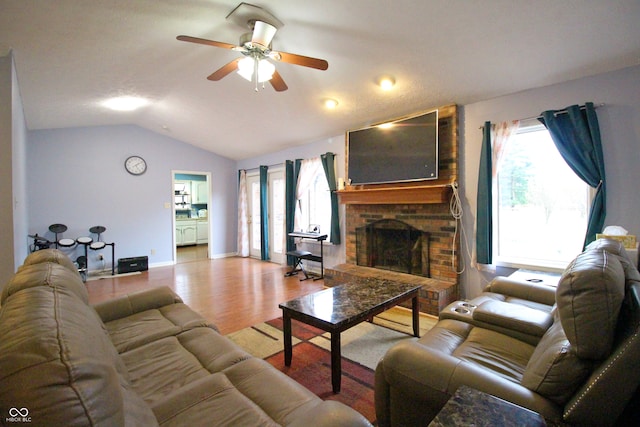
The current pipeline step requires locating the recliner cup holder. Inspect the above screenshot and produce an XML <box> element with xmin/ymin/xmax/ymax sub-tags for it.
<box><xmin>453</xmin><ymin>307</ymin><xmax>470</xmax><ymax>314</ymax></box>
<box><xmin>460</xmin><ymin>302</ymin><xmax>476</xmax><ymax>308</ymax></box>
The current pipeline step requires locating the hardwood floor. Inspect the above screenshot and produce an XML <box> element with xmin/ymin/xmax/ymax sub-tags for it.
<box><xmin>176</xmin><ymin>244</ymin><xmax>209</xmax><ymax>263</ymax></box>
<box><xmin>86</xmin><ymin>256</ymin><xmax>325</xmax><ymax>334</ymax></box>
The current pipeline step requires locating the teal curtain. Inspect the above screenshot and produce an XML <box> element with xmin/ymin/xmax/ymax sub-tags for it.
<box><xmin>259</xmin><ymin>165</ymin><xmax>269</xmax><ymax>261</ymax></box>
<box><xmin>476</xmin><ymin>122</ymin><xmax>493</xmax><ymax>264</ymax></box>
<box><xmin>539</xmin><ymin>102</ymin><xmax>605</xmax><ymax>247</ymax></box>
<box><xmin>285</xmin><ymin>160</ymin><xmax>296</xmax><ymax>265</ymax></box>
<box><xmin>320</xmin><ymin>152</ymin><xmax>341</xmax><ymax>244</ymax></box>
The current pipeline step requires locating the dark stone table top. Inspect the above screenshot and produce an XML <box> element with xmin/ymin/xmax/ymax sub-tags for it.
<box><xmin>428</xmin><ymin>385</ymin><xmax>547</xmax><ymax>426</ymax></box>
<box><xmin>279</xmin><ymin>280</ymin><xmax>421</xmax><ymax>329</ymax></box>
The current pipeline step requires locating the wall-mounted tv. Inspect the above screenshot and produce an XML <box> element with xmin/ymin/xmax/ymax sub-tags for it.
<box><xmin>347</xmin><ymin>109</ymin><xmax>438</xmax><ymax>185</ymax></box>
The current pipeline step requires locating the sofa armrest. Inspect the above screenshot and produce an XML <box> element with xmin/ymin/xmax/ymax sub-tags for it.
<box><xmin>92</xmin><ymin>286</ymin><xmax>183</xmax><ymax>323</ymax></box>
<box><xmin>473</xmin><ymin>300</ymin><xmax>554</xmax><ymax>338</ymax></box>
<box><xmin>485</xmin><ymin>276</ymin><xmax>557</xmax><ymax>306</ymax></box>
<box><xmin>377</xmin><ymin>339</ymin><xmax>562</xmax><ymax>423</ymax></box>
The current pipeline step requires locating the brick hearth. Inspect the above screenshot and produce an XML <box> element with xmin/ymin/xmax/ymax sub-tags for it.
<box><xmin>324</xmin><ymin>264</ymin><xmax>458</xmax><ymax>316</ymax></box>
<box><xmin>327</xmin><ymin>203</ymin><xmax>460</xmax><ymax>316</ymax></box>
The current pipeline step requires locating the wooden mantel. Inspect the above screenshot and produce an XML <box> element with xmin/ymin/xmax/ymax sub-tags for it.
<box><xmin>337</xmin><ymin>184</ymin><xmax>452</xmax><ymax>205</ymax></box>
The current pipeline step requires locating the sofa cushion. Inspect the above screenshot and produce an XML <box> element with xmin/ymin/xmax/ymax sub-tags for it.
<box><xmin>451</xmin><ymin>326</ymin><xmax>534</xmax><ymax>383</ymax></box>
<box><xmin>556</xmin><ymin>250</ymin><xmax>625</xmax><ymax>360</ymax></box>
<box><xmin>0</xmin><ymin>285</ymin><xmax>157</xmax><ymax>426</ymax></box>
<box><xmin>151</xmin><ymin>371</ymin><xmax>281</xmax><ymax>427</ymax></box>
<box><xmin>1</xmin><ymin>262</ymin><xmax>88</xmax><ymax>305</ymax></box>
<box><xmin>120</xmin><ymin>327</ymin><xmax>251</xmax><ymax>404</ymax></box>
<box><xmin>151</xmin><ymin>357</ymin><xmax>328</xmax><ymax>427</ymax></box>
<box><xmin>104</xmin><ymin>304</ymin><xmax>209</xmax><ymax>353</ymax></box>
<box><xmin>521</xmin><ymin>317</ymin><xmax>592</xmax><ymax>404</ymax></box>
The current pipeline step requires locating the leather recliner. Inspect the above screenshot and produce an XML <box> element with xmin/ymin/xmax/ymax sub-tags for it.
<box><xmin>375</xmin><ymin>239</ymin><xmax>640</xmax><ymax>426</ymax></box>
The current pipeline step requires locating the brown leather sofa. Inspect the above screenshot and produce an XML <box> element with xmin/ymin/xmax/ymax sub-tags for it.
<box><xmin>0</xmin><ymin>249</ymin><xmax>371</xmax><ymax>427</ymax></box>
<box><xmin>375</xmin><ymin>239</ymin><xmax>640</xmax><ymax>426</ymax></box>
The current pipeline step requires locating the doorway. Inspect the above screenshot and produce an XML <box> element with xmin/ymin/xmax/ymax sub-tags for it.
<box><xmin>246</xmin><ymin>168</ymin><xmax>285</xmax><ymax>264</ymax></box>
<box><xmin>172</xmin><ymin>171</ymin><xmax>211</xmax><ymax>263</ymax></box>
<box><xmin>269</xmin><ymin>169</ymin><xmax>285</xmax><ymax>264</ymax></box>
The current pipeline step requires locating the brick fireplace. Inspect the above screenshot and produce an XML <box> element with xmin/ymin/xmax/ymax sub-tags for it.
<box><xmin>326</xmin><ymin>202</ymin><xmax>459</xmax><ymax>315</ymax></box>
<box><xmin>326</xmin><ymin>104</ymin><xmax>460</xmax><ymax>316</ymax></box>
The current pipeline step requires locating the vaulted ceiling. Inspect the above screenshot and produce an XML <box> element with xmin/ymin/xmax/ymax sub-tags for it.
<box><xmin>1</xmin><ymin>0</ymin><xmax>639</xmax><ymax>160</ymax></box>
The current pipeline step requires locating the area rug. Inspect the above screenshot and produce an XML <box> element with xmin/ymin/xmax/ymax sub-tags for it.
<box><xmin>227</xmin><ymin>308</ymin><xmax>436</xmax><ymax>423</ymax></box>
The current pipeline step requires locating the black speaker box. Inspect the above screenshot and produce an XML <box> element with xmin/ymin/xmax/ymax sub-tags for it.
<box><xmin>118</xmin><ymin>256</ymin><xmax>148</xmax><ymax>274</ymax></box>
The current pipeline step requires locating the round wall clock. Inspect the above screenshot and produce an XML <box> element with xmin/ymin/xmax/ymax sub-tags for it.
<box><xmin>124</xmin><ymin>155</ymin><xmax>147</xmax><ymax>175</ymax></box>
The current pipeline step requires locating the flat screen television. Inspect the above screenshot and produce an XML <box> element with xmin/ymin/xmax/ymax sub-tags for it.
<box><xmin>347</xmin><ymin>109</ymin><xmax>438</xmax><ymax>185</ymax></box>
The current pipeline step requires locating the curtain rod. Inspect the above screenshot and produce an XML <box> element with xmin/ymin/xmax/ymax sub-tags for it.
<box><xmin>479</xmin><ymin>103</ymin><xmax>604</xmax><ymax>129</ymax></box>
<box><xmin>241</xmin><ymin>152</ymin><xmax>336</xmax><ymax>171</ymax></box>
<box><xmin>242</xmin><ymin>163</ymin><xmax>286</xmax><ymax>172</ymax></box>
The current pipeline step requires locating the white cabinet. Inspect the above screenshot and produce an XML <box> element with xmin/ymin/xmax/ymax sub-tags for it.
<box><xmin>176</xmin><ymin>220</ymin><xmax>197</xmax><ymax>246</ymax></box>
<box><xmin>197</xmin><ymin>220</ymin><xmax>208</xmax><ymax>244</ymax></box>
<box><xmin>191</xmin><ymin>181</ymin><xmax>208</xmax><ymax>204</ymax></box>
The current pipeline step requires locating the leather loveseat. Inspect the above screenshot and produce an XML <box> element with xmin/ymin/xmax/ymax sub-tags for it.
<box><xmin>0</xmin><ymin>249</ymin><xmax>371</xmax><ymax>427</ymax></box>
<box><xmin>375</xmin><ymin>239</ymin><xmax>640</xmax><ymax>426</ymax></box>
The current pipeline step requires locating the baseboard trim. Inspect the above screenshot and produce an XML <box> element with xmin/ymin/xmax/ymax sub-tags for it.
<box><xmin>212</xmin><ymin>252</ymin><xmax>237</xmax><ymax>259</ymax></box>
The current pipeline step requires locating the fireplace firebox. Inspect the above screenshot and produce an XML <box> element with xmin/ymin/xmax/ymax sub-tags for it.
<box><xmin>356</xmin><ymin>219</ymin><xmax>430</xmax><ymax>277</ymax></box>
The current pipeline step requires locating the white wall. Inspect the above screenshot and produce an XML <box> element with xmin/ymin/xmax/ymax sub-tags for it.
<box><xmin>461</xmin><ymin>65</ymin><xmax>640</xmax><ymax>298</ymax></box>
<box><xmin>11</xmin><ymin>52</ymin><xmax>29</xmax><ymax>270</ymax></box>
<box><xmin>0</xmin><ymin>53</ymin><xmax>13</xmax><ymax>286</ymax></box>
<box><xmin>237</xmin><ymin>135</ymin><xmax>347</xmax><ymax>269</ymax></box>
<box><xmin>27</xmin><ymin>125</ymin><xmax>237</xmax><ymax>269</ymax></box>
<box><xmin>0</xmin><ymin>51</ymin><xmax>28</xmax><ymax>290</ymax></box>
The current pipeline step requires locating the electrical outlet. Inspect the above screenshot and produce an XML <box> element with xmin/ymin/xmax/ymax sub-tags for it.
<box><xmin>151</xmin><ymin>249</ymin><xmax>156</xmax><ymax>255</ymax></box>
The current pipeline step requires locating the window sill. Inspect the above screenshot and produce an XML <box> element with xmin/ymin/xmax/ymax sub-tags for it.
<box><xmin>494</xmin><ymin>258</ymin><xmax>566</xmax><ymax>274</ymax></box>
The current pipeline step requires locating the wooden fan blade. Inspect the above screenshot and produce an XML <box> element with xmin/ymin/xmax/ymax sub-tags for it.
<box><xmin>275</xmin><ymin>51</ymin><xmax>328</xmax><ymax>70</ymax></box>
<box><xmin>207</xmin><ymin>58</ymin><xmax>241</xmax><ymax>81</ymax></box>
<box><xmin>269</xmin><ymin>70</ymin><xmax>288</xmax><ymax>92</ymax></box>
<box><xmin>177</xmin><ymin>35</ymin><xmax>236</xmax><ymax>50</ymax></box>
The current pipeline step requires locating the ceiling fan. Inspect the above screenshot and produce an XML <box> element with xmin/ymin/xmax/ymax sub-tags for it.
<box><xmin>177</xmin><ymin>3</ymin><xmax>328</xmax><ymax>92</ymax></box>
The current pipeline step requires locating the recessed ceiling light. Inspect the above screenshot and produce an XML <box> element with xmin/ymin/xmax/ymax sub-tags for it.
<box><xmin>101</xmin><ymin>96</ymin><xmax>149</xmax><ymax>111</ymax></box>
<box><xmin>323</xmin><ymin>98</ymin><xmax>339</xmax><ymax>109</ymax></box>
<box><xmin>376</xmin><ymin>75</ymin><xmax>396</xmax><ymax>90</ymax></box>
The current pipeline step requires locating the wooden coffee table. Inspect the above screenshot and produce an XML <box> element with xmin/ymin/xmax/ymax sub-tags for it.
<box><xmin>279</xmin><ymin>281</ymin><xmax>421</xmax><ymax>393</ymax></box>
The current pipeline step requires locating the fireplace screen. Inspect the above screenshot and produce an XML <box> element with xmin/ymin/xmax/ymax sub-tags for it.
<box><xmin>356</xmin><ymin>219</ymin><xmax>430</xmax><ymax>277</ymax></box>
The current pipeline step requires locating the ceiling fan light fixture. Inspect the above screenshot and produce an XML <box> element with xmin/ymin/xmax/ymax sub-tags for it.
<box><xmin>237</xmin><ymin>56</ymin><xmax>275</xmax><ymax>83</ymax></box>
<box><xmin>237</xmin><ymin>56</ymin><xmax>255</xmax><ymax>81</ymax></box>
<box><xmin>257</xmin><ymin>59</ymin><xmax>275</xmax><ymax>82</ymax></box>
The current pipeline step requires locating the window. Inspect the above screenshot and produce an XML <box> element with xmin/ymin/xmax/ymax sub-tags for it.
<box><xmin>297</xmin><ymin>170</ymin><xmax>332</xmax><ymax>241</ymax></box>
<box><xmin>495</xmin><ymin>124</ymin><xmax>591</xmax><ymax>270</ymax></box>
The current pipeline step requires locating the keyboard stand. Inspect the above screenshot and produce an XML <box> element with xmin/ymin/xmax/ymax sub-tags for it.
<box><xmin>285</xmin><ymin>232</ymin><xmax>327</xmax><ymax>281</ymax></box>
